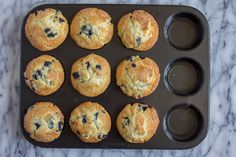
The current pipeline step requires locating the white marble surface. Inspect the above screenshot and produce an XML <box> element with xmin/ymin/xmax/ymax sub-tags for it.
<box><xmin>0</xmin><ymin>0</ymin><xmax>236</xmax><ymax>156</ymax></box>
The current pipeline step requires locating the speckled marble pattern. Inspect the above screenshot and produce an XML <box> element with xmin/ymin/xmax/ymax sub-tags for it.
<box><xmin>0</xmin><ymin>0</ymin><xmax>236</xmax><ymax>156</ymax></box>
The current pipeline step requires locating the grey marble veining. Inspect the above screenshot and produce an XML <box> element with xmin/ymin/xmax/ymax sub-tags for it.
<box><xmin>0</xmin><ymin>0</ymin><xmax>236</xmax><ymax>156</ymax></box>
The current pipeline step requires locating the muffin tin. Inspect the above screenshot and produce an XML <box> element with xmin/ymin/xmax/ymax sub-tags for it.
<box><xmin>20</xmin><ymin>4</ymin><xmax>209</xmax><ymax>149</ymax></box>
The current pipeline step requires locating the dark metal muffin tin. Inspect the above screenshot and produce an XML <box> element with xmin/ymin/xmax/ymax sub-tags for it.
<box><xmin>20</xmin><ymin>4</ymin><xmax>209</xmax><ymax>149</ymax></box>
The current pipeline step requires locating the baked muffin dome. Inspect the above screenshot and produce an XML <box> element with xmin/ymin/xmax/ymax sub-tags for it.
<box><xmin>24</xmin><ymin>102</ymin><xmax>64</xmax><ymax>142</ymax></box>
<box><xmin>24</xmin><ymin>55</ymin><xmax>64</xmax><ymax>96</ymax></box>
<box><xmin>25</xmin><ymin>8</ymin><xmax>69</xmax><ymax>51</ymax></box>
<box><xmin>116</xmin><ymin>103</ymin><xmax>159</xmax><ymax>143</ymax></box>
<box><xmin>118</xmin><ymin>10</ymin><xmax>159</xmax><ymax>51</ymax></box>
<box><xmin>69</xmin><ymin>101</ymin><xmax>111</xmax><ymax>143</ymax></box>
<box><xmin>70</xmin><ymin>8</ymin><xmax>113</xmax><ymax>50</ymax></box>
<box><xmin>116</xmin><ymin>55</ymin><xmax>160</xmax><ymax>99</ymax></box>
<box><xmin>71</xmin><ymin>53</ymin><xmax>111</xmax><ymax>97</ymax></box>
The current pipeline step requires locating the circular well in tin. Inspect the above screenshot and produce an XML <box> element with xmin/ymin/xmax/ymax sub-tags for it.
<box><xmin>165</xmin><ymin>58</ymin><xmax>203</xmax><ymax>96</ymax></box>
<box><xmin>164</xmin><ymin>104</ymin><xmax>203</xmax><ymax>142</ymax></box>
<box><xmin>165</xmin><ymin>13</ymin><xmax>203</xmax><ymax>50</ymax></box>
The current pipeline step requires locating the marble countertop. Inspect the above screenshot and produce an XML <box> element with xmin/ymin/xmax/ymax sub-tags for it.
<box><xmin>0</xmin><ymin>0</ymin><xmax>236</xmax><ymax>156</ymax></box>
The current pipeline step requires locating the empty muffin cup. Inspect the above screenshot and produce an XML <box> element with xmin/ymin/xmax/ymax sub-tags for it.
<box><xmin>165</xmin><ymin>13</ymin><xmax>203</xmax><ymax>50</ymax></box>
<box><xmin>165</xmin><ymin>58</ymin><xmax>203</xmax><ymax>96</ymax></box>
<box><xmin>164</xmin><ymin>104</ymin><xmax>203</xmax><ymax>142</ymax></box>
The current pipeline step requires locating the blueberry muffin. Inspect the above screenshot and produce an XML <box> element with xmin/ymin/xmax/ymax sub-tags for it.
<box><xmin>69</xmin><ymin>101</ymin><xmax>111</xmax><ymax>143</ymax></box>
<box><xmin>24</xmin><ymin>55</ymin><xmax>64</xmax><ymax>96</ymax></box>
<box><xmin>71</xmin><ymin>53</ymin><xmax>111</xmax><ymax>97</ymax></box>
<box><xmin>118</xmin><ymin>10</ymin><xmax>159</xmax><ymax>51</ymax></box>
<box><xmin>70</xmin><ymin>8</ymin><xmax>113</xmax><ymax>50</ymax></box>
<box><xmin>25</xmin><ymin>8</ymin><xmax>69</xmax><ymax>51</ymax></box>
<box><xmin>116</xmin><ymin>103</ymin><xmax>159</xmax><ymax>143</ymax></box>
<box><xmin>24</xmin><ymin>102</ymin><xmax>64</xmax><ymax>142</ymax></box>
<box><xmin>116</xmin><ymin>55</ymin><xmax>160</xmax><ymax>99</ymax></box>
